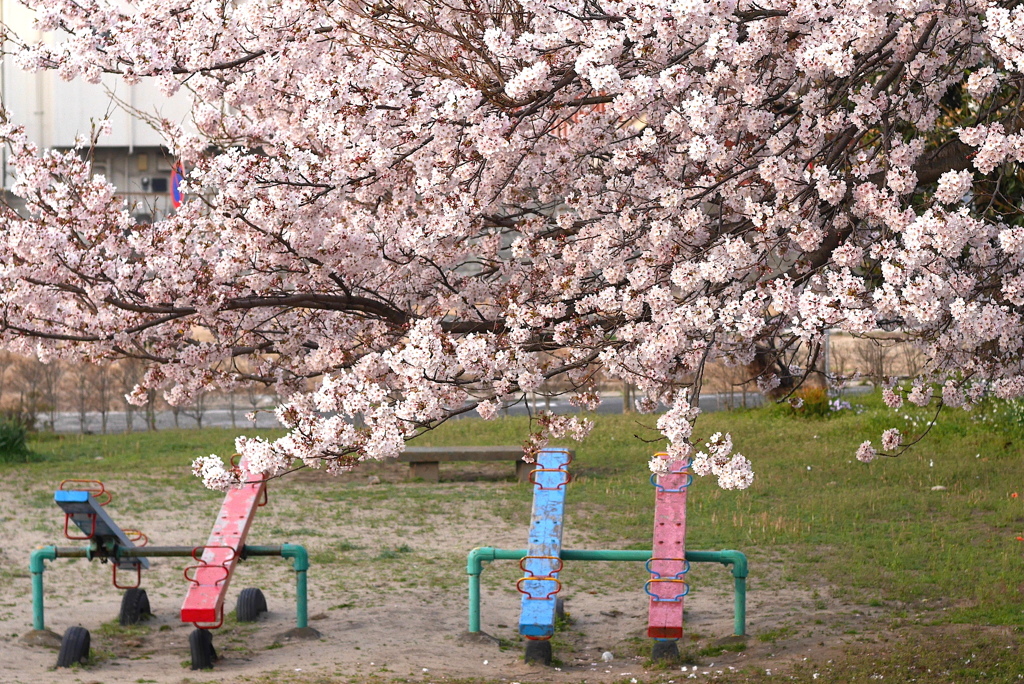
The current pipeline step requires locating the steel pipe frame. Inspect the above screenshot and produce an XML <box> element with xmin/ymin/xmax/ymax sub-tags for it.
<box><xmin>466</xmin><ymin>547</ymin><xmax>748</xmax><ymax>636</ymax></box>
<box><xmin>30</xmin><ymin>543</ymin><xmax>309</xmax><ymax>631</ymax></box>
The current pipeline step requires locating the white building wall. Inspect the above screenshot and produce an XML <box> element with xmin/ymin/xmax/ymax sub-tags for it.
<box><xmin>1</xmin><ymin>0</ymin><xmax>194</xmax><ymax>219</ymax></box>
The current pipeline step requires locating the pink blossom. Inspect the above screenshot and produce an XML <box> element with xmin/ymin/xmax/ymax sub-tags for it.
<box><xmin>934</xmin><ymin>170</ymin><xmax>973</xmax><ymax>205</ymax></box>
<box><xmin>881</xmin><ymin>428</ymin><xmax>902</xmax><ymax>452</ymax></box>
<box><xmin>882</xmin><ymin>388</ymin><xmax>904</xmax><ymax>410</ymax></box>
<box><xmin>857</xmin><ymin>441</ymin><xmax>877</xmax><ymax>463</ymax></box>
<box><xmin>0</xmin><ymin>0</ymin><xmax>1022</xmax><ymax>490</ymax></box>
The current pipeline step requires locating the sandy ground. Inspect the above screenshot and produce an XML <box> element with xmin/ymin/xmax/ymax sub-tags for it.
<box><xmin>0</xmin><ymin>462</ymin><xmax>886</xmax><ymax>683</ymax></box>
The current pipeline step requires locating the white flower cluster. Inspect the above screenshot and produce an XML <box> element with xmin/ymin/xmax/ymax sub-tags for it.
<box><xmin>648</xmin><ymin>454</ymin><xmax>671</xmax><ymax>474</ymax></box>
<box><xmin>504</xmin><ymin>61</ymin><xmax>550</xmax><ymax>101</ymax></box>
<box><xmin>8</xmin><ymin>0</ymin><xmax>1024</xmax><ymax>491</ymax></box>
<box><xmin>191</xmin><ymin>455</ymin><xmax>240</xmax><ymax>491</ymax></box>
<box><xmin>881</xmin><ymin>428</ymin><xmax>902</xmax><ymax>452</ymax></box>
<box><xmin>689</xmin><ymin>432</ymin><xmax>754</xmax><ymax>490</ymax></box>
<box><xmin>934</xmin><ymin>170</ymin><xmax>973</xmax><ymax>205</ymax></box>
<box><xmin>856</xmin><ymin>441</ymin><xmax>877</xmax><ymax>463</ymax></box>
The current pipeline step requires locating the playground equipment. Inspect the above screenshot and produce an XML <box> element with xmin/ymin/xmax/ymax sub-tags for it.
<box><xmin>180</xmin><ymin>458</ymin><xmax>271</xmax><ymax>668</ymax></box>
<box><xmin>28</xmin><ymin>467</ymin><xmax>312</xmax><ymax>670</ymax></box>
<box><xmin>516</xmin><ymin>447</ymin><xmax>572</xmax><ymax>664</ymax></box>
<box><xmin>470</xmin><ymin>451</ymin><xmax>747</xmax><ymax>665</ymax></box>
<box><xmin>646</xmin><ymin>453</ymin><xmax>692</xmax><ymax>660</ymax></box>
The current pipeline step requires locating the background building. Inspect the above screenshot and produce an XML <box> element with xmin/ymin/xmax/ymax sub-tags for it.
<box><xmin>1</xmin><ymin>0</ymin><xmax>192</xmax><ymax>222</ymax></box>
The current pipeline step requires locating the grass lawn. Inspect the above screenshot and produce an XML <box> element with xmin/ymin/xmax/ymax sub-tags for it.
<box><xmin>8</xmin><ymin>390</ymin><xmax>1024</xmax><ymax>682</ymax></box>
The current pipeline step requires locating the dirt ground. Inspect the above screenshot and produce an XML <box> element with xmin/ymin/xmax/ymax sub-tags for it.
<box><xmin>0</xmin><ymin>462</ymin><xmax>887</xmax><ymax>683</ymax></box>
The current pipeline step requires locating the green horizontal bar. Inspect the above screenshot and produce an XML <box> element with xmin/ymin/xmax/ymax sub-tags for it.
<box><xmin>32</xmin><ymin>544</ymin><xmax>308</xmax><ymax>631</ymax></box>
<box><xmin>467</xmin><ymin>547</ymin><xmax>747</xmax><ymax>636</ymax></box>
<box><xmin>49</xmin><ymin>545</ymin><xmax>290</xmax><ymax>559</ymax></box>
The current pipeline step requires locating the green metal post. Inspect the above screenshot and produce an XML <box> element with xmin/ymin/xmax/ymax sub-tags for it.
<box><xmin>468</xmin><ymin>568</ymin><xmax>481</xmax><ymax>632</ymax></box>
<box><xmin>279</xmin><ymin>544</ymin><xmax>310</xmax><ymax>629</ymax></box>
<box><xmin>734</xmin><ymin>575</ymin><xmax>746</xmax><ymax>636</ymax></box>
<box><xmin>718</xmin><ymin>549</ymin><xmax>748</xmax><ymax>636</ymax></box>
<box><xmin>467</xmin><ymin>547</ymin><xmax>497</xmax><ymax>632</ymax></box>
<box><xmin>29</xmin><ymin>546</ymin><xmax>57</xmax><ymax>631</ymax></box>
<box><xmin>35</xmin><ymin>544</ymin><xmax>311</xmax><ymax>631</ymax></box>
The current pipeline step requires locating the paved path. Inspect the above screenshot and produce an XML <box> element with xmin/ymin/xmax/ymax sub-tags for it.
<box><xmin>44</xmin><ymin>387</ymin><xmax>870</xmax><ymax>434</ymax></box>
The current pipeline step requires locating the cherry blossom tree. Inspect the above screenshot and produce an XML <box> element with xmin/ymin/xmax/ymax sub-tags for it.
<box><xmin>2</xmin><ymin>0</ymin><xmax>1024</xmax><ymax>489</ymax></box>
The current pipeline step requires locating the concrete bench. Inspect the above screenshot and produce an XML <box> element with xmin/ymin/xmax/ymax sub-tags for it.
<box><xmin>398</xmin><ymin>446</ymin><xmax>573</xmax><ymax>483</ymax></box>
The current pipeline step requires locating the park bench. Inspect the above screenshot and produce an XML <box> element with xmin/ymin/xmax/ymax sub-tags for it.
<box><xmin>399</xmin><ymin>446</ymin><xmax>566</xmax><ymax>482</ymax></box>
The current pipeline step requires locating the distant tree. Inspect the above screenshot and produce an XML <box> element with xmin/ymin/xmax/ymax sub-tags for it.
<box><xmin>93</xmin><ymin>363</ymin><xmax>113</xmax><ymax>433</ymax></box>
<box><xmin>70</xmin><ymin>362</ymin><xmax>94</xmax><ymax>434</ymax></box>
<box><xmin>10</xmin><ymin>357</ymin><xmax>45</xmax><ymax>430</ymax></box>
<box><xmin>854</xmin><ymin>337</ymin><xmax>898</xmax><ymax>388</ymax></box>
<box><xmin>116</xmin><ymin>359</ymin><xmax>145</xmax><ymax>433</ymax></box>
<box><xmin>0</xmin><ymin>351</ymin><xmax>14</xmax><ymax>411</ymax></box>
<box><xmin>181</xmin><ymin>392</ymin><xmax>208</xmax><ymax>429</ymax></box>
<box><xmin>38</xmin><ymin>359</ymin><xmax>63</xmax><ymax>431</ymax></box>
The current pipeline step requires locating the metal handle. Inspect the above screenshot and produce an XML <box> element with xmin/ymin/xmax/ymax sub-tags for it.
<box><xmin>646</xmin><ymin>557</ymin><xmax>690</xmax><ymax>579</ymax></box>
<box><xmin>59</xmin><ymin>479</ymin><xmax>111</xmax><ymax>505</ymax></box>
<box><xmin>516</xmin><ymin>576</ymin><xmax>562</xmax><ymax>600</ymax></box>
<box><xmin>63</xmin><ymin>512</ymin><xmax>96</xmax><ymax>541</ymax></box>
<box><xmin>112</xmin><ymin>562</ymin><xmax>142</xmax><ymax>589</ymax></box>
<box><xmin>644</xmin><ymin>578</ymin><xmax>689</xmax><ymax>602</ymax></box>
<box><xmin>650</xmin><ymin>472</ymin><xmax>693</xmax><ymax>492</ymax></box>
<box><xmin>520</xmin><ymin>555</ymin><xmax>563</xmax><ymax>577</ymax></box>
<box><xmin>529</xmin><ymin>468</ymin><xmax>572</xmax><ymax>490</ymax></box>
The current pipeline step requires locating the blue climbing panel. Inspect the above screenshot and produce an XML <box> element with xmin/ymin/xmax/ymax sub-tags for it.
<box><xmin>54</xmin><ymin>490</ymin><xmax>150</xmax><ymax>571</ymax></box>
<box><xmin>517</xmin><ymin>447</ymin><xmax>572</xmax><ymax>639</ymax></box>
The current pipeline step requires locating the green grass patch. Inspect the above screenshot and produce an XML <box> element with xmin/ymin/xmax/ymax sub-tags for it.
<box><xmin>0</xmin><ymin>416</ymin><xmax>32</xmax><ymax>463</ymax></box>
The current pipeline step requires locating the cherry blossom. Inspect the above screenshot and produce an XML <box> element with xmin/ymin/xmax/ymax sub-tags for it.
<box><xmin>881</xmin><ymin>428</ymin><xmax>902</xmax><ymax>452</ymax></box>
<box><xmin>1</xmin><ymin>0</ymin><xmax>1024</xmax><ymax>488</ymax></box>
<box><xmin>857</xmin><ymin>442</ymin><xmax>877</xmax><ymax>464</ymax></box>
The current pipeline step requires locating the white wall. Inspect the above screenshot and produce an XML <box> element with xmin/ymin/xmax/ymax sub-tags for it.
<box><xmin>1</xmin><ymin>0</ymin><xmax>193</xmax><ymax>185</ymax></box>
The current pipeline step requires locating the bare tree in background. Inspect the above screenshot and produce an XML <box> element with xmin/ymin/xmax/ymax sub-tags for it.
<box><xmin>93</xmin><ymin>364</ymin><xmax>113</xmax><ymax>433</ymax></box>
<box><xmin>11</xmin><ymin>357</ymin><xmax>45</xmax><ymax>429</ymax></box>
<box><xmin>854</xmin><ymin>337</ymin><xmax>898</xmax><ymax>387</ymax></box>
<box><xmin>0</xmin><ymin>352</ymin><xmax>14</xmax><ymax>411</ymax></box>
<box><xmin>70</xmin><ymin>363</ymin><xmax>94</xmax><ymax>433</ymax></box>
<box><xmin>245</xmin><ymin>384</ymin><xmax>268</xmax><ymax>423</ymax></box>
<box><xmin>116</xmin><ymin>359</ymin><xmax>143</xmax><ymax>432</ymax></box>
<box><xmin>829</xmin><ymin>336</ymin><xmax>853</xmax><ymax>381</ymax></box>
<box><xmin>145</xmin><ymin>389</ymin><xmax>157</xmax><ymax>431</ymax></box>
<box><xmin>228</xmin><ymin>389</ymin><xmax>238</xmax><ymax>428</ymax></box>
<box><xmin>622</xmin><ymin>381</ymin><xmax>633</xmax><ymax>414</ymax></box>
<box><xmin>181</xmin><ymin>393</ymin><xmax>208</xmax><ymax>429</ymax></box>
<box><xmin>898</xmin><ymin>341</ymin><xmax>925</xmax><ymax>380</ymax></box>
<box><xmin>39</xmin><ymin>360</ymin><xmax>63</xmax><ymax>431</ymax></box>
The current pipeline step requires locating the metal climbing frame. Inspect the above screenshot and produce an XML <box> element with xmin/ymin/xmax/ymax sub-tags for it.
<box><xmin>517</xmin><ymin>447</ymin><xmax>573</xmax><ymax>640</ymax></box>
<box><xmin>647</xmin><ymin>454</ymin><xmax>692</xmax><ymax>640</ymax></box>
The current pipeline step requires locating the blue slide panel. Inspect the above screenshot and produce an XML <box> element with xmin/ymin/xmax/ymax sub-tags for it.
<box><xmin>54</xmin><ymin>490</ymin><xmax>150</xmax><ymax>570</ymax></box>
<box><xmin>518</xmin><ymin>448</ymin><xmax>571</xmax><ymax>638</ymax></box>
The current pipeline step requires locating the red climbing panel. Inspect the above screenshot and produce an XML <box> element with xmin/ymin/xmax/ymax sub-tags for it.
<box><xmin>647</xmin><ymin>456</ymin><xmax>690</xmax><ymax>639</ymax></box>
<box><xmin>180</xmin><ymin>458</ymin><xmax>267</xmax><ymax>626</ymax></box>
